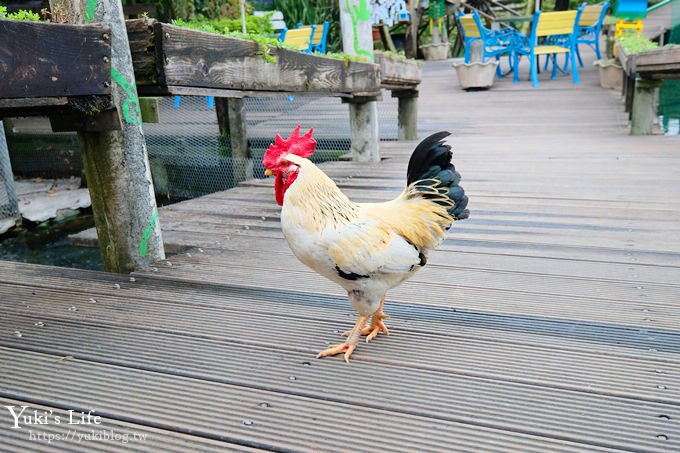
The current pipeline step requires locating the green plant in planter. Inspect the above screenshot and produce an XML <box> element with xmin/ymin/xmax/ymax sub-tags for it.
<box><xmin>0</xmin><ymin>6</ymin><xmax>42</xmax><ymax>21</ymax></box>
<box><xmin>172</xmin><ymin>17</ymin><xmax>279</xmax><ymax>62</ymax></box>
<box><xmin>616</xmin><ymin>32</ymin><xmax>660</xmax><ymax>54</ymax></box>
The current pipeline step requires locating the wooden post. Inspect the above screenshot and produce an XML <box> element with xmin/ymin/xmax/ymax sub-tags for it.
<box><xmin>405</xmin><ymin>2</ymin><xmax>419</xmax><ymax>59</ymax></box>
<box><xmin>339</xmin><ymin>0</ymin><xmax>380</xmax><ymax>162</ymax></box>
<box><xmin>215</xmin><ymin>97</ymin><xmax>251</xmax><ymax>184</ymax></box>
<box><xmin>51</xmin><ymin>0</ymin><xmax>165</xmax><ymax>273</ymax></box>
<box><xmin>630</xmin><ymin>78</ymin><xmax>663</xmax><ymax>135</ymax></box>
<box><xmin>394</xmin><ymin>90</ymin><xmax>418</xmax><ymax>141</ymax></box>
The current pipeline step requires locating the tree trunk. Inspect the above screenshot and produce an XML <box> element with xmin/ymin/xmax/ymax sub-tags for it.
<box><xmin>50</xmin><ymin>0</ymin><xmax>165</xmax><ymax>273</ymax></box>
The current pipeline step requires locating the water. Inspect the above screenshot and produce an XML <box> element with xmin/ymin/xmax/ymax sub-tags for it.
<box><xmin>0</xmin><ymin>213</ymin><xmax>103</xmax><ymax>271</ymax></box>
<box><xmin>660</xmin><ymin>115</ymin><xmax>680</xmax><ymax>136</ymax></box>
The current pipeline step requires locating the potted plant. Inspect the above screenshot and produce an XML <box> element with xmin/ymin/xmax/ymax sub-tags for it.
<box><xmin>593</xmin><ymin>59</ymin><xmax>624</xmax><ymax>90</ymax></box>
<box><xmin>420</xmin><ymin>0</ymin><xmax>449</xmax><ymax>60</ymax></box>
<box><xmin>451</xmin><ymin>41</ymin><xmax>499</xmax><ymax>90</ymax></box>
<box><xmin>453</xmin><ymin>61</ymin><xmax>499</xmax><ymax>90</ymax></box>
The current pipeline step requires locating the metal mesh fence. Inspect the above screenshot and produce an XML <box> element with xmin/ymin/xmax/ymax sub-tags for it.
<box><xmin>0</xmin><ymin>121</ymin><xmax>20</xmax><ymax>233</ymax></box>
<box><xmin>145</xmin><ymin>93</ymin><xmax>398</xmax><ymax>199</ymax></box>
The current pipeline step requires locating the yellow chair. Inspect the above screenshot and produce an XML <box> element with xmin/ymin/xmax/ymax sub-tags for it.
<box><xmin>280</xmin><ymin>25</ymin><xmax>316</xmax><ymax>53</ymax></box>
<box><xmin>512</xmin><ymin>8</ymin><xmax>583</xmax><ymax>88</ymax></box>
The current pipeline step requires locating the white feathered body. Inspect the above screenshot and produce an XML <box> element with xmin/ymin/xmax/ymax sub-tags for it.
<box><xmin>280</xmin><ymin>154</ymin><xmax>453</xmax><ymax>317</ymax></box>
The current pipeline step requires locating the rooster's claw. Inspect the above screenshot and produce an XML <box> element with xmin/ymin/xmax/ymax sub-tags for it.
<box><xmin>317</xmin><ymin>342</ymin><xmax>358</xmax><ymax>363</ymax></box>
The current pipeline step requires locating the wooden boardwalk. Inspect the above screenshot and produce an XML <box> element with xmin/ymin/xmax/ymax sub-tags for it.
<box><xmin>2</xmin><ymin>51</ymin><xmax>680</xmax><ymax>452</ymax></box>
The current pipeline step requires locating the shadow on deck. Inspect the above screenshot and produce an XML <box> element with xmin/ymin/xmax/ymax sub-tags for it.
<box><xmin>2</xmin><ymin>48</ymin><xmax>680</xmax><ymax>452</ymax></box>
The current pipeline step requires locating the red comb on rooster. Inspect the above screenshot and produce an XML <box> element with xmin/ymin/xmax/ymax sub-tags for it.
<box><xmin>263</xmin><ymin>126</ymin><xmax>468</xmax><ymax>363</ymax></box>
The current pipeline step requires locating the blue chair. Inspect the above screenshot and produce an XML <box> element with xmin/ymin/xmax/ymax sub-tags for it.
<box><xmin>294</xmin><ymin>21</ymin><xmax>329</xmax><ymax>54</ymax></box>
<box><xmin>456</xmin><ymin>11</ymin><xmax>519</xmax><ymax>78</ymax></box>
<box><xmin>455</xmin><ymin>12</ymin><xmax>482</xmax><ymax>63</ymax></box>
<box><xmin>543</xmin><ymin>3</ymin><xmax>601</xmax><ymax>72</ymax></box>
<box><xmin>512</xmin><ymin>7</ymin><xmax>584</xmax><ymax>88</ymax></box>
<box><xmin>311</xmin><ymin>21</ymin><xmax>330</xmax><ymax>53</ymax></box>
<box><xmin>574</xmin><ymin>2</ymin><xmax>610</xmax><ymax>66</ymax></box>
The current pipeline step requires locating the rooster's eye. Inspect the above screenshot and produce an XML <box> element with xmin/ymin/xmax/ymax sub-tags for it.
<box><xmin>282</xmin><ymin>161</ymin><xmax>288</xmax><ymax>166</ymax></box>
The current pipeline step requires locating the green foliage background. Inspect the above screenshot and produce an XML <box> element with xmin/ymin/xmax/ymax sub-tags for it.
<box><xmin>273</xmin><ymin>0</ymin><xmax>341</xmax><ymax>52</ymax></box>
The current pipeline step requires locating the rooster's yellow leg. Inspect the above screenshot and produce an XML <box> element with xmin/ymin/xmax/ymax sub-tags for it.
<box><xmin>343</xmin><ymin>298</ymin><xmax>390</xmax><ymax>342</ymax></box>
<box><xmin>317</xmin><ymin>315</ymin><xmax>368</xmax><ymax>363</ymax></box>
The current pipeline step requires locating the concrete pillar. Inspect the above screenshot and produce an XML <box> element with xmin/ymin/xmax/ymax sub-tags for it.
<box><xmin>348</xmin><ymin>99</ymin><xmax>380</xmax><ymax>163</ymax></box>
<box><xmin>631</xmin><ymin>78</ymin><xmax>663</xmax><ymax>135</ymax></box>
<box><xmin>339</xmin><ymin>0</ymin><xmax>380</xmax><ymax>162</ymax></box>
<box><xmin>395</xmin><ymin>90</ymin><xmax>418</xmax><ymax>141</ymax></box>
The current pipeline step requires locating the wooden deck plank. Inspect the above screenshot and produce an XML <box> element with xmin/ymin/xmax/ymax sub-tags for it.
<box><xmin>0</xmin><ymin>326</ymin><xmax>677</xmax><ymax>452</ymax></box>
<box><xmin>3</xmin><ymin>51</ymin><xmax>680</xmax><ymax>452</ymax></box>
<box><xmin>0</xmin><ymin>261</ymin><xmax>677</xmax><ymax>361</ymax></box>
<box><xmin>0</xmin><ymin>398</ymin><xmax>264</xmax><ymax>452</ymax></box>
<box><xmin>3</xmin><ymin>347</ymin><xmax>637</xmax><ymax>453</ymax></box>
<box><xmin>1</xmin><ymin>266</ymin><xmax>679</xmax><ymax>404</ymax></box>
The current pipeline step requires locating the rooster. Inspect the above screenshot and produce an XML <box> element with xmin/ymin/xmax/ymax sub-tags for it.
<box><xmin>263</xmin><ymin>126</ymin><xmax>469</xmax><ymax>362</ymax></box>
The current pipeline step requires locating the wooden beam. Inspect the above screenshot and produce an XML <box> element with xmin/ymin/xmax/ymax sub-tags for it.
<box><xmin>125</xmin><ymin>20</ymin><xmax>381</xmax><ymax>97</ymax></box>
<box><xmin>49</xmin><ymin>108</ymin><xmax>122</xmax><ymax>132</ymax></box>
<box><xmin>0</xmin><ymin>20</ymin><xmax>112</xmax><ymax>99</ymax></box>
<box><xmin>139</xmin><ymin>97</ymin><xmax>160</xmax><ymax>123</ymax></box>
<box><xmin>634</xmin><ymin>46</ymin><xmax>680</xmax><ymax>80</ymax></box>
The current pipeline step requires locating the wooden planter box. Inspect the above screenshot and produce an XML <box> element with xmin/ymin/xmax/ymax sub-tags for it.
<box><xmin>126</xmin><ymin>19</ymin><xmax>382</xmax><ymax>98</ymax></box>
<box><xmin>0</xmin><ymin>19</ymin><xmax>113</xmax><ymax>118</ymax></box>
<box><xmin>374</xmin><ymin>52</ymin><xmax>422</xmax><ymax>91</ymax></box>
<box><xmin>632</xmin><ymin>46</ymin><xmax>680</xmax><ymax>80</ymax></box>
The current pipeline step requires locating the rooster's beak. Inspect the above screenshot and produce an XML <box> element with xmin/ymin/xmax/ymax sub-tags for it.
<box><xmin>264</xmin><ymin>169</ymin><xmax>273</xmax><ymax>176</ymax></box>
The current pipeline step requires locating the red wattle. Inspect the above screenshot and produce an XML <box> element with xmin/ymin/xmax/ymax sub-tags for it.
<box><xmin>274</xmin><ymin>174</ymin><xmax>284</xmax><ymax>206</ymax></box>
<box><xmin>274</xmin><ymin>170</ymin><xmax>298</xmax><ymax>206</ymax></box>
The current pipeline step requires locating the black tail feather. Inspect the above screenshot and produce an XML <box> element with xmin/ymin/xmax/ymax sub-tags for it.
<box><xmin>406</xmin><ymin>132</ymin><xmax>470</xmax><ymax>221</ymax></box>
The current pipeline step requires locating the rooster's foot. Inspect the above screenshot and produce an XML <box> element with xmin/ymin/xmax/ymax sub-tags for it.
<box><xmin>363</xmin><ymin>315</ymin><xmax>390</xmax><ymax>342</ymax></box>
<box><xmin>342</xmin><ymin>314</ymin><xmax>390</xmax><ymax>342</ymax></box>
<box><xmin>343</xmin><ymin>299</ymin><xmax>390</xmax><ymax>342</ymax></box>
<box><xmin>318</xmin><ymin>315</ymin><xmax>367</xmax><ymax>363</ymax></box>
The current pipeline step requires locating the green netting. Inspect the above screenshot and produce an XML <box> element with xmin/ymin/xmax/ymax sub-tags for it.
<box><xmin>658</xmin><ymin>0</ymin><xmax>680</xmax><ymax>134</ymax></box>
